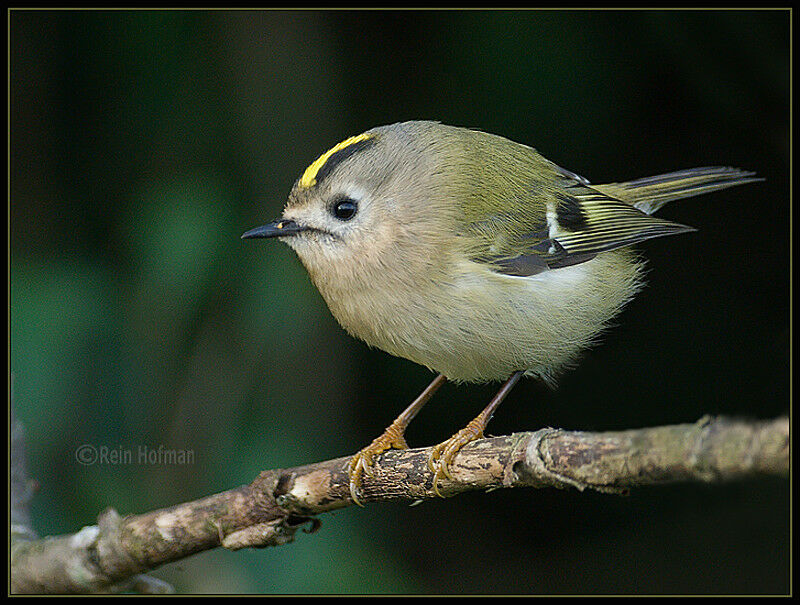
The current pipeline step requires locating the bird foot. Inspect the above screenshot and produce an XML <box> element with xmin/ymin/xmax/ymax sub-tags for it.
<box><xmin>346</xmin><ymin>424</ymin><xmax>408</xmax><ymax>506</ymax></box>
<box><xmin>426</xmin><ymin>420</ymin><xmax>485</xmax><ymax>497</ymax></box>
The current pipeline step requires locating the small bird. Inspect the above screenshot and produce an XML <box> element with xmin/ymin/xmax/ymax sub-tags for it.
<box><xmin>242</xmin><ymin>120</ymin><xmax>758</xmax><ymax>504</ymax></box>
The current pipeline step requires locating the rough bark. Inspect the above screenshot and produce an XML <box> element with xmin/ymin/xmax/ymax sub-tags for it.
<box><xmin>10</xmin><ymin>414</ymin><xmax>789</xmax><ymax>594</ymax></box>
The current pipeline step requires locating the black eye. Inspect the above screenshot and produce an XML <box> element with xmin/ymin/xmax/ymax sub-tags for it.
<box><xmin>332</xmin><ymin>197</ymin><xmax>358</xmax><ymax>221</ymax></box>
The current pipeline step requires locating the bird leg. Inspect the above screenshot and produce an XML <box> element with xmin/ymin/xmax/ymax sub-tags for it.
<box><xmin>347</xmin><ymin>373</ymin><xmax>447</xmax><ymax>505</ymax></box>
<box><xmin>427</xmin><ymin>371</ymin><xmax>523</xmax><ymax>497</ymax></box>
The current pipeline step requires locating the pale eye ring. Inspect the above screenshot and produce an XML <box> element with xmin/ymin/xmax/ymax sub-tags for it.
<box><xmin>331</xmin><ymin>197</ymin><xmax>358</xmax><ymax>221</ymax></box>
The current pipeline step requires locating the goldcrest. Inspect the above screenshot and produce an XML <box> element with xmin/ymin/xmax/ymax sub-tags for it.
<box><xmin>243</xmin><ymin>120</ymin><xmax>758</xmax><ymax>503</ymax></box>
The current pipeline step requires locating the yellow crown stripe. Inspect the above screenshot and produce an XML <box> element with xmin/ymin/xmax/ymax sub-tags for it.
<box><xmin>299</xmin><ymin>133</ymin><xmax>374</xmax><ymax>189</ymax></box>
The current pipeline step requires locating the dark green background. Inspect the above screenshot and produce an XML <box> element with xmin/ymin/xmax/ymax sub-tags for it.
<box><xmin>10</xmin><ymin>9</ymin><xmax>789</xmax><ymax>595</ymax></box>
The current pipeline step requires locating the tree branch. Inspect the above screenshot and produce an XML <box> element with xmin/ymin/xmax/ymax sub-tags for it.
<box><xmin>10</xmin><ymin>414</ymin><xmax>789</xmax><ymax>594</ymax></box>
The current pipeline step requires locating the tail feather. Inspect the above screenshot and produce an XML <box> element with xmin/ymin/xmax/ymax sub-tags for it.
<box><xmin>594</xmin><ymin>166</ymin><xmax>761</xmax><ymax>215</ymax></box>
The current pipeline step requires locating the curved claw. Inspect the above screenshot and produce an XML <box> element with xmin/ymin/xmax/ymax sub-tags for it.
<box><xmin>432</xmin><ymin>466</ymin><xmax>447</xmax><ymax>498</ymax></box>
<box><xmin>349</xmin><ymin>472</ymin><xmax>365</xmax><ymax>507</ymax></box>
<box><xmin>426</xmin><ymin>452</ymin><xmax>438</xmax><ymax>474</ymax></box>
<box><xmin>346</xmin><ymin>456</ymin><xmax>367</xmax><ymax>507</ymax></box>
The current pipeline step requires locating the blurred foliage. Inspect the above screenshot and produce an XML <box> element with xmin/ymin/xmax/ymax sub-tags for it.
<box><xmin>10</xmin><ymin>9</ymin><xmax>788</xmax><ymax>595</ymax></box>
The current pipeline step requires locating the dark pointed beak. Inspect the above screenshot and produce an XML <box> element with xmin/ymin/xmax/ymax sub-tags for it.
<box><xmin>241</xmin><ymin>219</ymin><xmax>309</xmax><ymax>239</ymax></box>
